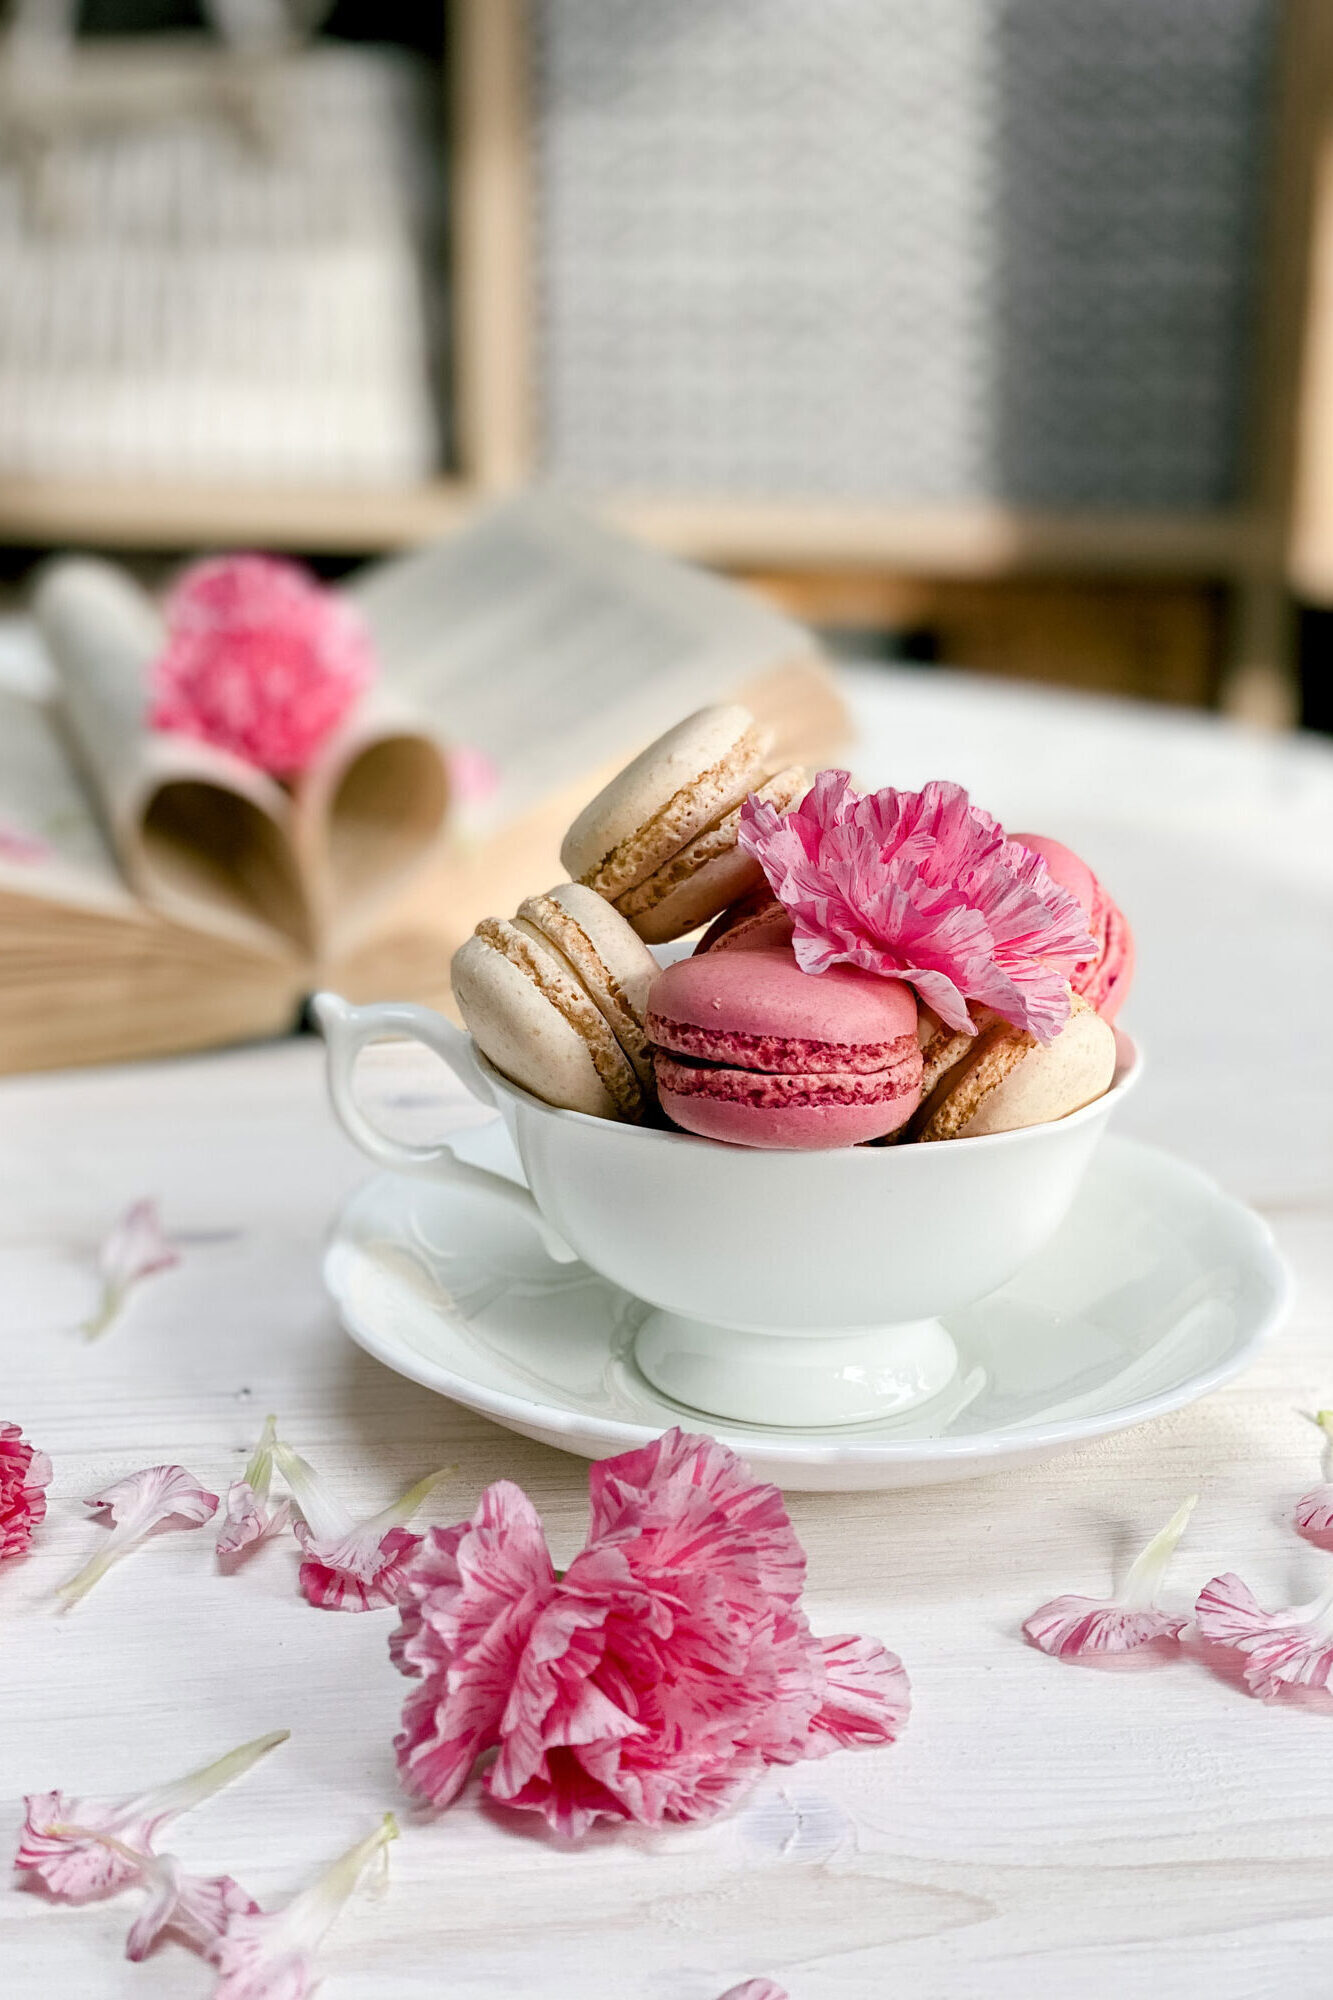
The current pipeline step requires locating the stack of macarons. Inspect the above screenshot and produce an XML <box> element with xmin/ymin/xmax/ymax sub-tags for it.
<box><xmin>450</xmin><ymin>705</ymin><xmax>1132</xmax><ymax>1150</ymax></box>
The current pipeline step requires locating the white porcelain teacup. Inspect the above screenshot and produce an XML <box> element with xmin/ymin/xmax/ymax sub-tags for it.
<box><xmin>314</xmin><ymin>992</ymin><xmax>1141</xmax><ymax>1429</ymax></box>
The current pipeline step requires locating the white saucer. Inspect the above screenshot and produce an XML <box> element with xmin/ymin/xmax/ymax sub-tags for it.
<box><xmin>323</xmin><ymin>1123</ymin><xmax>1290</xmax><ymax>1492</ymax></box>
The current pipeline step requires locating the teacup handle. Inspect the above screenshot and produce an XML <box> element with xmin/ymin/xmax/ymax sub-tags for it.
<box><xmin>311</xmin><ymin>992</ymin><xmax>577</xmax><ymax>1263</ymax></box>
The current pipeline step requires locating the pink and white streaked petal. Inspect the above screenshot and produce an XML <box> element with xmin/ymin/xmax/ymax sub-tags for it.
<box><xmin>209</xmin><ymin>1917</ymin><xmax>320</xmax><ymax>1999</ymax></box>
<box><xmin>587</xmin><ymin>1427</ymin><xmax>806</xmax><ymax>1605</ymax></box>
<box><xmin>1195</xmin><ymin>1573</ymin><xmax>1333</xmax><ymax>1701</ymax></box>
<box><xmin>1023</xmin><ymin>1595</ymin><xmax>1186</xmax><ymax>1659</ymax></box>
<box><xmin>1295</xmin><ymin>1485</ymin><xmax>1333</xmax><ymax>1542</ymax></box>
<box><xmin>718</xmin><ymin>1983</ymin><xmax>791</xmax><ymax>2000</ymax></box>
<box><xmin>57</xmin><ymin>1464</ymin><xmax>219</xmax><ymax>1606</ymax></box>
<box><xmin>392</xmin><ymin>1483</ymin><xmax>559</xmax><ymax>1805</ymax></box>
<box><xmin>15</xmin><ymin>1793</ymin><xmax>148</xmax><ymax>1899</ymax></box>
<box><xmin>738</xmin><ymin>774</ymin><xmax>1094</xmax><ymax>1042</ymax></box>
<box><xmin>808</xmin><ymin>1634</ymin><xmax>912</xmax><ymax>1750</ymax></box>
<box><xmin>297</xmin><ymin>1524</ymin><xmax>421</xmax><ymax>1611</ymax></box>
<box><xmin>85</xmin><ymin>1199</ymin><xmax>179</xmax><ymax>1336</ymax></box>
<box><xmin>0</xmin><ymin>1420</ymin><xmax>51</xmax><ymax>1561</ymax></box>
<box><xmin>217</xmin><ymin>1482</ymin><xmax>292</xmax><ymax>1562</ymax></box>
<box><xmin>126</xmin><ymin>1858</ymin><xmax>258</xmax><ymax>1962</ymax></box>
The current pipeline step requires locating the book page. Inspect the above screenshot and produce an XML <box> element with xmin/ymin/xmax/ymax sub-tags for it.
<box><xmin>348</xmin><ymin>492</ymin><xmax>844</xmax><ymax>839</ymax></box>
<box><xmin>0</xmin><ymin>682</ymin><xmax>139</xmax><ymax>918</ymax></box>
<box><xmin>34</xmin><ymin>558</ymin><xmax>304</xmax><ymax>959</ymax></box>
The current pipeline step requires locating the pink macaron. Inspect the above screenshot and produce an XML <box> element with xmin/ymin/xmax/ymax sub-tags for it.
<box><xmin>647</xmin><ymin>945</ymin><xmax>922</xmax><ymax>1149</ymax></box>
<box><xmin>1015</xmin><ymin>832</ymin><xmax>1135</xmax><ymax>1024</ymax></box>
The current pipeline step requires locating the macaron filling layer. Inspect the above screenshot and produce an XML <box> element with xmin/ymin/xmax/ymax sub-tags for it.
<box><xmin>655</xmin><ymin>1049</ymin><xmax>920</xmax><ymax>1110</ymax></box>
<box><xmin>615</xmin><ymin>767</ymin><xmax>805</xmax><ymax>924</ymax></box>
<box><xmin>651</xmin><ymin>1017</ymin><xmax>914</xmax><ymax>1076</ymax></box>
<box><xmin>516</xmin><ymin>894</ymin><xmax>654</xmax><ymax>1086</ymax></box>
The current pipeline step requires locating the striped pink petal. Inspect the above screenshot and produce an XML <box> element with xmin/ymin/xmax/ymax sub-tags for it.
<box><xmin>274</xmin><ymin>1443</ymin><xmax>451</xmax><ymax>1612</ymax></box>
<box><xmin>15</xmin><ymin>1733</ymin><xmax>287</xmax><ymax>1901</ymax></box>
<box><xmin>57</xmin><ymin>1464</ymin><xmax>219</xmax><ymax>1607</ymax></box>
<box><xmin>126</xmin><ymin>1856</ymin><xmax>258</xmax><ymax>1962</ymax></box>
<box><xmin>208</xmin><ymin>1815</ymin><xmax>396</xmax><ymax>1998</ymax></box>
<box><xmin>1294</xmin><ymin>1411</ymin><xmax>1333</xmax><ymax>1546</ymax></box>
<box><xmin>1195</xmin><ymin>1572</ymin><xmax>1333</xmax><ymax>1701</ymax></box>
<box><xmin>83</xmin><ymin>1199</ymin><xmax>179</xmax><ymax>1339</ymax></box>
<box><xmin>217</xmin><ymin>1416</ymin><xmax>291</xmax><ymax>1563</ymax></box>
<box><xmin>0</xmin><ymin>1420</ymin><xmax>51</xmax><ymax>1561</ymax></box>
<box><xmin>718</xmin><ymin>1985</ymin><xmax>790</xmax><ymax>2000</ymax></box>
<box><xmin>1024</xmin><ymin>1497</ymin><xmax>1196</xmax><ymax>1661</ymax></box>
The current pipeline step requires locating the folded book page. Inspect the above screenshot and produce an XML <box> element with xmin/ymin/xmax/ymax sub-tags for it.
<box><xmin>33</xmin><ymin>557</ymin><xmax>451</xmax><ymax>963</ymax></box>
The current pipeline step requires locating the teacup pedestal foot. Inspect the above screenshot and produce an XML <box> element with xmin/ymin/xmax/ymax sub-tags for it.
<box><xmin>633</xmin><ymin>1310</ymin><xmax>960</xmax><ymax>1428</ymax></box>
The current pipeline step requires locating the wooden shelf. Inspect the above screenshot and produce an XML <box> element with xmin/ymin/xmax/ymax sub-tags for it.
<box><xmin>0</xmin><ymin>473</ymin><xmax>1278</xmax><ymax>581</ymax></box>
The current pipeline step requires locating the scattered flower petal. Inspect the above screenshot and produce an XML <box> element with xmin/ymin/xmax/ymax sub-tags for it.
<box><xmin>56</xmin><ymin>1464</ymin><xmax>219</xmax><ymax>1608</ymax></box>
<box><xmin>0</xmin><ymin>819</ymin><xmax>51</xmax><ymax>863</ymax></box>
<box><xmin>15</xmin><ymin>1731</ymin><xmax>288</xmax><ymax>1899</ymax></box>
<box><xmin>738</xmin><ymin>772</ymin><xmax>1095</xmax><ymax>1041</ymax></box>
<box><xmin>1023</xmin><ymin>1496</ymin><xmax>1197</xmax><ymax>1659</ymax></box>
<box><xmin>1194</xmin><ymin>1572</ymin><xmax>1333</xmax><ymax>1701</ymax></box>
<box><xmin>718</xmin><ymin>1984</ymin><xmax>790</xmax><ymax>2000</ymax></box>
<box><xmin>218</xmin><ymin>1415</ymin><xmax>292</xmax><ymax>1564</ymax></box>
<box><xmin>274</xmin><ymin>1443</ymin><xmax>451</xmax><ymax>1612</ymax></box>
<box><xmin>149</xmin><ymin>554</ymin><xmax>376</xmax><ymax>777</ymax></box>
<box><xmin>392</xmin><ymin>1427</ymin><xmax>910</xmax><ymax>1836</ymax></box>
<box><xmin>1</xmin><ymin>1420</ymin><xmax>51</xmax><ymax>1561</ymax></box>
<box><xmin>127</xmin><ymin>1854</ymin><xmax>259</xmax><ymax>1962</ymax></box>
<box><xmin>448</xmin><ymin>743</ymin><xmax>500</xmax><ymax>807</ymax></box>
<box><xmin>83</xmin><ymin>1199</ymin><xmax>179</xmax><ymax>1340</ymax></box>
<box><xmin>208</xmin><ymin>1813</ymin><xmax>397</xmax><ymax>1998</ymax></box>
<box><xmin>1294</xmin><ymin>1410</ymin><xmax>1333</xmax><ymax>1545</ymax></box>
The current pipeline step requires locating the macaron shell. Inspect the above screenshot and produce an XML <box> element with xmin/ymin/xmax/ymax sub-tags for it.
<box><xmin>516</xmin><ymin>883</ymin><xmax>659</xmax><ymax>1084</ymax></box>
<box><xmin>958</xmin><ymin>998</ymin><xmax>1116</xmax><ymax>1137</ymax></box>
<box><xmin>695</xmin><ymin>890</ymin><xmax>793</xmax><ymax>955</ymax></box>
<box><xmin>1078</xmin><ymin>891</ymin><xmax>1134</xmax><ymax>1023</ymax></box>
<box><xmin>649</xmin><ymin>945</ymin><xmax>919</xmax><ymax>1052</ymax></box>
<box><xmin>1014</xmin><ymin>829</ymin><xmax>1135</xmax><ymax>1024</ymax></box>
<box><xmin>451</xmin><ymin>924</ymin><xmax>641</xmax><ymax>1120</ymax></box>
<box><xmin>560</xmin><ymin>704</ymin><xmax>768</xmax><ymax>895</ymax></box>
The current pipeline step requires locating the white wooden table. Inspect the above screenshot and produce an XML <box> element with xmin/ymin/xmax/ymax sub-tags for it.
<box><xmin>2</xmin><ymin>664</ymin><xmax>1333</xmax><ymax>2000</ymax></box>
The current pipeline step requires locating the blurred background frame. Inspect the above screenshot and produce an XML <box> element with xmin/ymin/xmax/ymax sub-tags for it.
<box><xmin>4</xmin><ymin>0</ymin><xmax>1333</xmax><ymax>726</ymax></box>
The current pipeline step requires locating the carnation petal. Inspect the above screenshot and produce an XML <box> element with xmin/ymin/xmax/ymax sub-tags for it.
<box><xmin>718</xmin><ymin>1983</ymin><xmax>791</xmax><ymax>2000</ymax></box>
<box><xmin>0</xmin><ymin>1420</ymin><xmax>51</xmax><ymax>1561</ymax></box>
<box><xmin>739</xmin><ymin>773</ymin><xmax>1096</xmax><ymax>1041</ymax></box>
<box><xmin>126</xmin><ymin>1856</ymin><xmax>258</xmax><ymax>1962</ymax></box>
<box><xmin>208</xmin><ymin>1814</ymin><xmax>397</xmax><ymax>1999</ymax></box>
<box><xmin>391</xmin><ymin>1483</ymin><xmax>559</xmax><ymax>1809</ymax></box>
<box><xmin>1023</xmin><ymin>1596</ymin><xmax>1185</xmax><ymax>1658</ymax></box>
<box><xmin>83</xmin><ymin>1199</ymin><xmax>179</xmax><ymax>1339</ymax></box>
<box><xmin>274</xmin><ymin>1443</ymin><xmax>451</xmax><ymax>1612</ymax></box>
<box><xmin>1195</xmin><ymin>1573</ymin><xmax>1333</xmax><ymax>1701</ymax></box>
<box><xmin>218</xmin><ymin>1415</ymin><xmax>291</xmax><ymax>1563</ymax></box>
<box><xmin>1023</xmin><ymin>1496</ymin><xmax>1196</xmax><ymax>1661</ymax></box>
<box><xmin>15</xmin><ymin>1732</ymin><xmax>287</xmax><ymax>1901</ymax></box>
<box><xmin>150</xmin><ymin>555</ymin><xmax>375</xmax><ymax>778</ymax></box>
<box><xmin>57</xmin><ymin>1463</ymin><xmax>219</xmax><ymax>1607</ymax></box>
<box><xmin>809</xmin><ymin>1634</ymin><xmax>911</xmax><ymax>1750</ymax></box>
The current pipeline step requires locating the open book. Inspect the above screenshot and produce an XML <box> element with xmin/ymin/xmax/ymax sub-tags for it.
<box><xmin>0</xmin><ymin>494</ymin><xmax>847</xmax><ymax>1073</ymax></box>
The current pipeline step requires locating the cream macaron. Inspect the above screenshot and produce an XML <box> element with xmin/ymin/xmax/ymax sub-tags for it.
<box><xmin>451</xmin><ymin>883</ymin><xmax>660</xmax><ymax>1121</ymax></box>
<box><xmin>911</xmin><ymin>992</ymin><xmax>1117</xmax><ymax>1142</ymax></box>
<box><xmin>560</xmin><ymin>704</ymin><xmax>805</xmax><ymax>944</ymax></box>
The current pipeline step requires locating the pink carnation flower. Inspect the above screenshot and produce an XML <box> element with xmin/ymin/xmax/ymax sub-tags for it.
<box><xmin>149</xmin><ymin>555</ymin><xmax>375</xmax><ymax>777</ymax></box>
<box><xmin>0</xmin><ymin>1420</ymin><xmax>51</xmax><ymax>1562</ymax></box>
<box><xmin>392</xmin><ymin>1428</ymin><xmax>910</xmax><ymax>1838</ymax></box>
<box><xmin>738</xmin><ymin>772</ymin><xmax>1096</xmax><ymax>1041</ymax></box>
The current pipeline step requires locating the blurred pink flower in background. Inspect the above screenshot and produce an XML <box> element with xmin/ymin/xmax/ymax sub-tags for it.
<box><xmin>149</xmin><ymin>555</ymin><xmax>376</xmax><ymax>777</ymax></box>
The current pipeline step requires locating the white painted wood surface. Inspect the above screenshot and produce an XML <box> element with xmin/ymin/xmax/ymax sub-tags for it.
<box><xmin>2</xmin><ymin>664</ymin><xmax>1332</xmax><ymax>2000</ymax></box>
